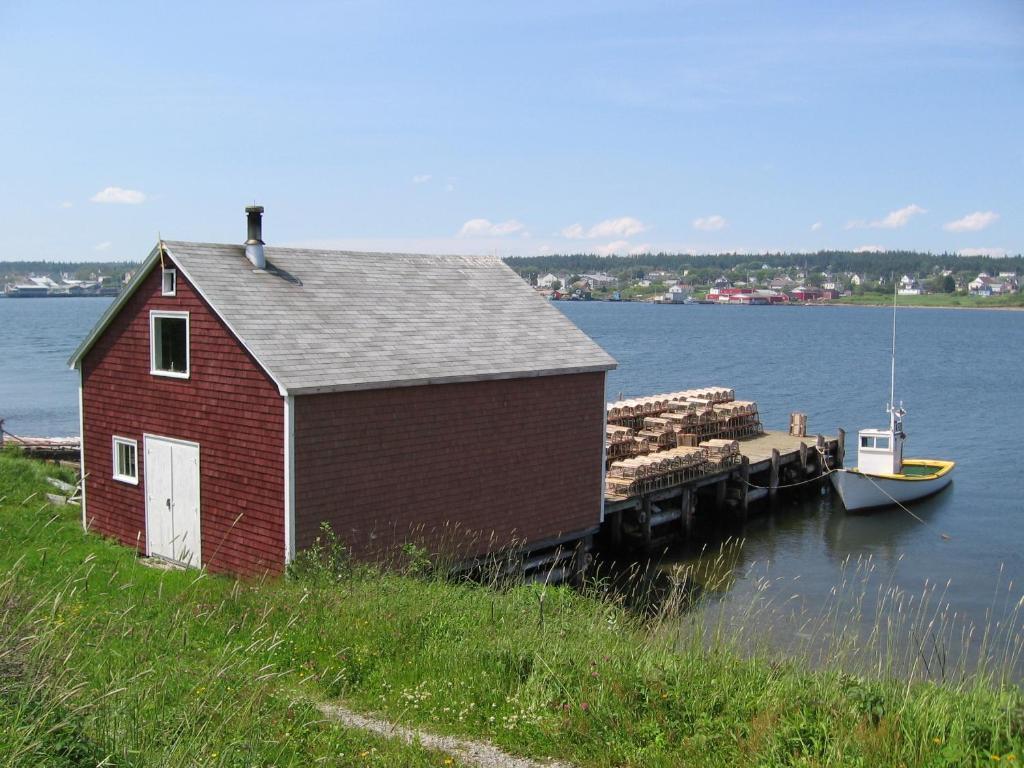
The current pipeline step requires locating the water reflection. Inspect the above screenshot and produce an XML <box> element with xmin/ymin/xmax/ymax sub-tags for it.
<box><xmin>596</xmin><ymin>482</ymin><xmax>1023</xmax><ymax>681</ymax></box>
<box><xmin>823</xmin><ymin>486</ymin><xmax>953</xmax><ymax>567</ymax></box>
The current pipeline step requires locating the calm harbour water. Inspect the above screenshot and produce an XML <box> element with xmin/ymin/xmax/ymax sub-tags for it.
<box><xmin>557</xmin><ymin>300</ymin><xmax>1024</xmax><ymax>676</ymax></box>
<box><xmin>3</xmin><ymin>296</ymin><xmax>1023</xmax><ymax>674</ymax></box>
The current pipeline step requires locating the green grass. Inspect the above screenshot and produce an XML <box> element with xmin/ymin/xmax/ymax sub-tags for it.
<box><xmin>3</xmin><ymin>450</ymin><xmax>1024</xmax><ymax>766</ymax></box>
<box><xmin>832</xmin><ymin>291</ymin><xmax>1024</xmax><ymax>309</ymax></box>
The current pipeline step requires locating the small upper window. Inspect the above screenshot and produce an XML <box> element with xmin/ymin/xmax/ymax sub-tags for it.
<box><xmin>860</xmin><ymin>436</ymin><xmax>873</xmax><ymax>448</ymax></box>
<box><xmin>112</xmin><ymin>437</ymin><xmax>138</xmax><ymax>484</ymax></box>
<box><xmin>150</xmin><ymin>311</ymin><xmax>190</xmax><ymax>378</ymax></box>
<box><xmin>162</xmin><ymin>268</ymin><xmax>177</xmax><ymax>296</ymax></box>
<box><xmin>875</xmin><ymin>436</ymin><xmax>890</xmax><ymax>450</ymax></box>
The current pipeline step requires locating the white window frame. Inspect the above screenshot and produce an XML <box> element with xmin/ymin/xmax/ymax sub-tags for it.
<box><xmin>161</xmin><ymin>268</ymin><xmax>177</xmax><ymax>296</ymax></box>
<box><xmin>112</xmin><ymin>436</ymin><xmax>139</xmax><ymax>485</ymax></box>
<box><xmin>150</xmin><ymin>310</ymin><xmax>190</xmax><ymax>379</ymax></box>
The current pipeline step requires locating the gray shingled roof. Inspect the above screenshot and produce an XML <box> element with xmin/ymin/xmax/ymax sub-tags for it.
<box><xmin>152</xmin><ymin>241</ymin><xmax>615</xmax><ymax>395</ymax></box>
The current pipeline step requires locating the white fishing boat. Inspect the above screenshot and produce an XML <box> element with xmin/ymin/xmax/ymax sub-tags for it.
<box><xmin>830</xmin><ymin>293</ymin><xmax>955</xmax><ymax>512</ymax></box>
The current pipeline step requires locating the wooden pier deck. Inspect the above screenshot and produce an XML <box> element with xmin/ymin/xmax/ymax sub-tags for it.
<box><xmin>602</xmin><ymin>429</ymin><xmax>844</xmax><ymax>553</ymax></box>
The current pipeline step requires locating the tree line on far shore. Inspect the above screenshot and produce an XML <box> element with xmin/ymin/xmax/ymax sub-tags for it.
<box><xmin>504</xmin><ymin>250</ymin><xmax>1023</xmax><ymax>284</ymax></box>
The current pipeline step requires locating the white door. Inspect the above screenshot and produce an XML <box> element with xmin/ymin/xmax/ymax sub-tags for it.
<box><xmin>144</xmin><ymin>435</ymin><xmax>201</xmax><ymax>567</ymax></box>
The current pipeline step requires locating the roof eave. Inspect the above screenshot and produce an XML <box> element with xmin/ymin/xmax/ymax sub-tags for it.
<box><xmin>285</xmin><ymin>362</ymin><xmax>617</xmax><ymax>397</ymax></box>
<box><xmin>67</xmin><ymin>241</ymin><xmax>291</xmax><ymax>397</ymax></box>
<box><xmin>67</xmin><ymin>243</ymin><xmax>164</xmax><ymax>369</ymax></box>
<box><xmin>161</xmin><ymin>244</ymin><xmax>290</xmax><ymax>397</ymax></box>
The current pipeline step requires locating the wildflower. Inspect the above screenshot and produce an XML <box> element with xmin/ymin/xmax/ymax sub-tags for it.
<box><xmin>932</xmin><ymin>738</ymin><xmax>942</xmax><ymax>745</ymax></box>
<box><xmin>580</xmin><ymin>702</ymin><xmax>590</xmax><ymax>711</ymax></box>
<box><xmin>992</xmin><ymin>756</ymin><xmax>1001</xmax><ymax>762</ymax></box>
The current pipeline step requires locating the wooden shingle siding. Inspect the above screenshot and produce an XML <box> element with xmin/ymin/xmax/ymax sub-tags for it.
<box><xmin>293</xmin><ymin>372</ymin><xmax>605</xmax><ymax>559</ymax></box>
<box><xmin>81</xmin><ymin>261</ymin><xmax>284</xmax><ymax>575</ymax></box>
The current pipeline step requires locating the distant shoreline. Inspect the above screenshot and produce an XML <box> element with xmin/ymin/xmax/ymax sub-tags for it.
<box><xmin>581</xmin><ymin>298</ymin><xmax>1024</xmax><ymax>312</ymax></box>
<box><xmin>818</xmin><ymin>301</ymin><xmax>1024</xmax><ymax>312</ymax></box>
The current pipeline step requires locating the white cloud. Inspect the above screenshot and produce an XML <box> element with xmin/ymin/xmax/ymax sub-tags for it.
<box><xmin>595</xmin><ymin>240</ymin><xmax>631</xmax><ymax>256</ymax></box>
<box><xmin>628</xmin><ymin>243</ymin><xmax>653</xmax><ymax>255</ymax></box>
<box><xmin>445</xmin><ymin>183</ymin><xmax>455</xmax><ymax>193</ymax></box>
<box><xmin>93</xmin><ymin>241</ymin><xmax>112</xmax><ymax>251</ymax></box>
<box><xmin>561</xmin><ymin>217</ymin><xmax>647</xmax><ymax>239</ymax></box>
<box><xmin>60</xmin><ymin>201</ymin><xmax>73</xmax><ymax>209</ymax></box>
<box><xmin>853</xmin><ymin>244</ymin><xmax>885</xmax><ymax>253</ymax></box>
<box><xmin>944</xmin><ymin>211</ymin><xmax>999</xmax><ymax>232</ymax></box>
<box><xmin>90</xmin><ymin>186</ymin><xmax>146</xmax><ymax>205</ymax></box>
<box><xmin>588</xmin><ymin>216</ymin><xmax>647</xmax><ymax>238</ymax></box>
<box><xmin>693</xmin><ymin>215</ymin><xmax>727</xmax><ymax>231</ymax></box>
<box><xmin>810</xmin><ymin>221</ymin><xmax>823</xmax><ymax>231</ymax></box>
<box><xmin>457</xmin><ymin>218</ymin><xmax>525</xmax><ymax>237</ymax></box>
<box><xmin>876</xmin><ymin>204</ymin><xmax>926</xmax><ymax>228</ymax></box>
<box><xmin>846</xmin><ymin>204</ymin><xmax>926</xmax><ymax>230</ymax></box>
<box><xmin>957</xmin><ymin>247</ymin><xmax>1007</xmax><ymax>258</ymax></box>
<box><xmin>412</xmin><ymin>174</ymin><xmax>432</xmax><ymax>184</ymax></box>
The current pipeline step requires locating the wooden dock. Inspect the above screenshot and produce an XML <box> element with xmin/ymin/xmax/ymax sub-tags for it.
<box><xmin>0</xmin><ymin>422</ymin><xmax>81</xmax><ymax>463</ymax></box>
<box><xmin>602</xmin><ymin>429</ymin><xmax>844</xmax><ymax>554</ymax></box>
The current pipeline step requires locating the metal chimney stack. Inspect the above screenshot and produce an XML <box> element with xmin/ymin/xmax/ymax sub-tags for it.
<box><xmin>245</xmin><ymin>205</ymin><xmax>266</xmax><ymax>269</ymax></box>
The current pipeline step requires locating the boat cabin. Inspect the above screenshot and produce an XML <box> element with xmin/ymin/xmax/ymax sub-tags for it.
<box><xmin>856</xmin><ymin>423</ymin><xmax>904</xmax><ymax>475</ymax></box>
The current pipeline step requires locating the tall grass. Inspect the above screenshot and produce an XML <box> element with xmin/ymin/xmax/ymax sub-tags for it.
<box><xmin>3</xmin><ymin>450</ymin><xmax>1024</xmax><ymax>766</ymax></box>
<box><xmin>620</xmin><ymin>540</ymin><xmax>1024</xmax><ymax>690</ymax></box>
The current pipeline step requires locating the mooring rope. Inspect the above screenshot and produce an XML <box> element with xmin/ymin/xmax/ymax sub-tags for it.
<box><xmin>858</xmin><ymin>469</ymin><xmax>950</xmax><ymax>539</ymax></box>
<box><xmin>741</xmin><ymin>444</ymin><xmax>837</xmax><ymax>490</ymax></box>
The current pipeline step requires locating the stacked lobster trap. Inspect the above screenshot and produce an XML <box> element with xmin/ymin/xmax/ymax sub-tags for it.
<box><xmin>606</xmin><ymin>387</ymin><xmax>761</xmax><ymax>466</ymax></box>
<box><xmin>605</xmin><ymin>425</ymin><xmax>653</xmax><ymax>463</ymax></box>
<box><xmin>605</xmin><ymin>446</ymin><xmax>713</xmax><ymax>499</ymax></box>
<box><xmin>604</xmin><ymin>386</ymin><xmax>760</xmax><ymax>499</ymax></box>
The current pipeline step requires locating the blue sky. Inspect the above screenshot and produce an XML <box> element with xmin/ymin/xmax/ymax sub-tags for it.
<box><xmin>1</xmin><ymin>0</ymin><xmax>1021</xmax><ymax>262</ymax></box>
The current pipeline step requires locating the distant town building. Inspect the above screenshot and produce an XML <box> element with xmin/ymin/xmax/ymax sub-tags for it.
<box><xmin>897</xmin><ymin>275</ymin><xmax>923</xmax><ymax>296</ymax></box>
<box><xmin>580</xmin><ymin>272</ymin><xmax>617</xmax><ymax>289</ymax></box>
<box><xmin>969</xmin><ymin>273</ymin><xmax>1016</xmax><ymax>296</ymax></box>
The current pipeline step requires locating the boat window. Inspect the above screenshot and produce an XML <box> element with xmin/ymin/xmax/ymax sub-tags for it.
<box><xmin>875</xmin><ymin>436</ymin><xmax>890</xmax><ymax>450</ymax></box>
<box><xmin>860</xmin><ymin>436</ymin><xmax>873</xmax><ymax>448</ymax></box>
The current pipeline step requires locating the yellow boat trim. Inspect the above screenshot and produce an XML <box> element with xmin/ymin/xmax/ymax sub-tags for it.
<box><xmin>846</xmin><ymin>458</ymin><xmax>955</xmax><ymax>482</ymax></box>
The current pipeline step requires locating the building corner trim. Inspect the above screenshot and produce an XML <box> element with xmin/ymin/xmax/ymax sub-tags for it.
<box><xmin>599</xmin><ymin>372</ymin><xmax>608</xmax><ymax>523</ymax></box>
<box><xmin>78</xmin><ymin>370</ymin><xmax>87</xmax><ymax>530</ymax></box>
<box><xmin>283</xmin><ymin>395</ymin><xmax>296</xmax><ymax>564</ymax></box>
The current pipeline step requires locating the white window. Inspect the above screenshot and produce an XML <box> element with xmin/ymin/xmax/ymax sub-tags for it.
<box><xmin>150</xmin><ymin>311</ymin><xmax>190</xmax><ymax>378</ymax></box>
<box><xmin>162</xmin><ymin>268</ymin><xmax>177</xmax><ymax>296</ymax></box>
<box><xmin>875</xmin><ymin>436</ymin><xmax>890</xmax><ymax>450</ymax></box>
<box><xmin>112</xmin><ymin>437</ymin><xmax>138</xmax><ymax>484</ymax></box>
<box><xmin>860</xmin><ymin>436</ymin><xmax>873</xmax><ymax>449</ymax></box>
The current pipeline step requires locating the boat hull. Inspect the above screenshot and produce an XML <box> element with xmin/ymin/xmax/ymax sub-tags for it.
<box><xmin>830</xmin><ymin>459</ymin><xmax>955</xmax><ymax>512</ymax></box>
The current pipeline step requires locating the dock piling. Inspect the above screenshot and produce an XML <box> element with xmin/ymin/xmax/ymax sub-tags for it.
<box><xmin>680</xmin><ymin>489</ymin><xmax>694</xmax><ymax>536</ymax></box>
<box><xmin>641</xmin><ymin>497</ymin><xmax>653</xmax><ymax>553</ymax></box>
<box><xmin>739</xmin><ymin>456</ymin><xmax>750</xmax><ymax>519</ymax></box>
<box><xmin>769</xmin><ymin>448</ymin><xmax>780</xmax><ymax>500</ymax></box>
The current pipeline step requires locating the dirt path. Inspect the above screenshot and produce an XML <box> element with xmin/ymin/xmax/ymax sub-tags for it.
<box><xmin>318</xmin><ymin>702</ymin><xmax>576</xmax><ymax>768</ymax></box>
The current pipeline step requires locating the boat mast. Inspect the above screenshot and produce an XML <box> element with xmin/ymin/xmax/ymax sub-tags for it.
<box><xmin>890</xmin><ymin>281</ymin><xmax>896</xmax><ymax>428</ymax></box>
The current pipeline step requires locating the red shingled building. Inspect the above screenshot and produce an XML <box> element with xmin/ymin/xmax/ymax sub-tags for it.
<box><xmin>69</xmin><ymin>208</ymin><xmax>616</xmax><ymax>575</ymax></box>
